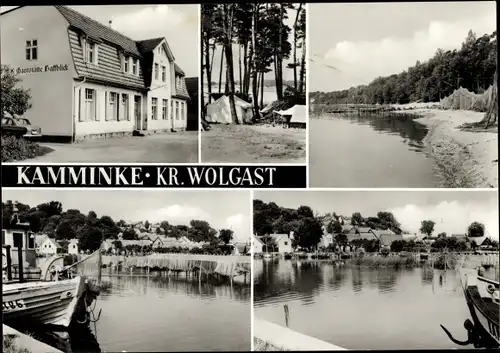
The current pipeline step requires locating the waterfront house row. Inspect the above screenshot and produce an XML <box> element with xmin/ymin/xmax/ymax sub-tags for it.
<box><xmin>1</xmin><ymin>6</ymin><xmax>193</xmax><ymax>140</ymax></box>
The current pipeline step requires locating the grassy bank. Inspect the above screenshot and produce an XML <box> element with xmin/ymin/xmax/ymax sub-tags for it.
<box><xmin>1</xmin><ymin>136</ymin><xmax>53</xmax><ymax>163</ymax></box>
<box><xmin>3</xmin><ymin>335</ymin><xmax>31</xmax><ymax>353</ymax></box>
<box><xmin>254</xmin><ymin>338</ymin><xmax>286</xmax><ymax>351</ymax></box>
<box><xmin>348</xmin><ymin>255</ymin><xmax>419</xmax><ymax>269</ymax></box>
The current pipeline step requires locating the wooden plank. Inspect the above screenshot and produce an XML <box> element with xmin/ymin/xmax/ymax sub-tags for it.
<box><xmin>254</xmin><ymin>317</ymin><xmax>346</xmax><ymax>351</ymax></box>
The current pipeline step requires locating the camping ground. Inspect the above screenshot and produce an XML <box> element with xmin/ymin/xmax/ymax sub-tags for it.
<box><xmin>201</xmin><ymin>124</ymin><xmax>306</xmax><ymax>163</ymax></box>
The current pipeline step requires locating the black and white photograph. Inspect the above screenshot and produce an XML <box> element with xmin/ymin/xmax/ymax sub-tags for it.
<box><xmin>2</xmin><ymin>189</ymin><xmax>251</xmax><ymax>352</ymax></box>
<box><xmin>309</xmin><ymin>2</ymin><xmax>497</xmax><ymax>188</ymax></box>
<box><xmin>200</xmin><ymin>3</ymin><xmax>307</xmax><ymax>163</ymax></box>
<box><xmin>1</xmin><ymin>5</ymin><xmax>199</xmax><ymax>163</ymax></box>
<box><xmin>252</xmin><ymin>190</ymin><xmax>499</xmax><ymax>350</ymax></box>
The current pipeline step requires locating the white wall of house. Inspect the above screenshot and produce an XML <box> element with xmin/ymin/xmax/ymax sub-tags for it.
<box><xmin>39</xmin><ymin>238</ymin><xmax>58</xmax><ymax>255</ymax></box>
<box><xmin>74</xmin><ymin>81</ymin><xmax>145</xmax><ymax>136</ymax></box>
<box><xmin>1</xmin><ymin>6</ymin><xmax>76</xmax><ymax>137</ymax></box>
<box><xmin>276</xmin><ymin>236</ymin><xmax>292</xmax><ymax>253</ymax></box>
<box><xmin>253</xmin><ymin>238</ymin><xmax>263</xmax><ymax>254</ymax></box>
<box><xmin>68</xmin><ymin>240</ymin><xmax>79</xmax><ymax>255</ymax></box>
<box><xmin>147</xmin><ymin>44</ymin><xmax>174</xmax><ymax>131</ymax></box>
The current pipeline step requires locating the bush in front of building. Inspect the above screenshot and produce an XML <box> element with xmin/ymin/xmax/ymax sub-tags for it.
<box><xmin>1</xmin><ymin>135</ymin><xmax>53</xmax><ymax>162</ymax></box>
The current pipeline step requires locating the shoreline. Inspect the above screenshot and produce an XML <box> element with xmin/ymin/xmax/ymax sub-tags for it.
<box><xmin>409</xmin><ymin>108</ymin><xmax>498</xmax><ymax>188</ymax></box>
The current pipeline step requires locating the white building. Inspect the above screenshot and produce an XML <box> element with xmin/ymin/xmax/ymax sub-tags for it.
<box><xmin>271</xmin><ymin>233</ymin><xmax>293</xmax><ymax>254</ymax></box>
<box><xmin>68</xmin><ymin>239</ymin><xmax>79</xmax><ymax>255</ymax></box>
<box><xmin>253</xmin><ymin>235</ymin><xmax>264</xmax><ymax>254</ymax></box>
<box><xmin>1</xmin><ymin>6</ymin><xmax>190</xmax><ymax>141</ymax></box>
<box><xmin>39</xmin><ymin>237</ymin><xmax>62</xmax><ymax>255</ymax></box>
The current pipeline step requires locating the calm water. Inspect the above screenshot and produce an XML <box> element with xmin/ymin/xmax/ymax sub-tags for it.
<box><xmin>29</xmin><ymin>274</ymin><xmax>250</xmax><ymax>352</ymax></box>
<box><xmin>254</xmin><ymin>260</ymin><xmax>472</xmax><ymax>350</ymax></box>
<box><xmin>309</xmin><ymin>113</ymin><xmax>442</xmax><ymax>187</ymax></box>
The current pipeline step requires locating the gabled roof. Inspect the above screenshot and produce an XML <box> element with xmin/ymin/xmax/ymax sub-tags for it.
<box><xmin>357</xmin><ymin>227</ymin><xmax>372</xmax><ymax>233</ymax></box>
<box><xmin>43</xmin><ymin>237</ymin><xmax>61</xmax><ymax>248</ymax></box>
<box><xmin>174</xmin><ymin>63</ymin><xmax>185</xmax><ymax>76</ymax></box>
<box><xmin>55</xmin><ymin>6</ymin><xmax>142</xmax><ymax>57</ymax></box>
<box><xmin>379</xmin><ymin>234</ymin><xmax>404</xmax><ymax>247</ymax></box>
<box><xmin>185</xmin><ymin>77</ymin><xmax>198</xmax><ymax>97</ymax></box>
<box><xmin>136</xmin><ymin>37</ymin><xmax>164</xmax><ymax>54</ymax></box>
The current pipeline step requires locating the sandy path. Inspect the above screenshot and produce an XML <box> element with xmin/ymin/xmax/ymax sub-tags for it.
<box><xmin>410</xmin><ymin>109</ymin><xmax>498</xmax><ymax>188</ymax></box>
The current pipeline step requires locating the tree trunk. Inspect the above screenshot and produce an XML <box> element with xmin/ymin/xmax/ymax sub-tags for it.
<box><xmin>251</xmin><ymin>4</ymin><xmax>260</xmax><ymax>121</ymax></box>
<box><xmin>260</xmin><ymin>71</ymin><xmax>264</xmax><ymax>109</ymax></box>
<box><xmin>277</xmin><ymin>4</ymin><xmax>284</xmax><ymax>100</ymax></box>
<box><xmin>299</xmin><ymin>35</ymin><xmax>306</xmax><ymax>95</ymax></box>
<box><xmin>200</xmin><ymin>33</ymin><xmax>205</xmax><ymax>122</ymax></box>
<box><xmin>218</xmin><ymin>46</ymin><xmax>225</xmax><ymax>94</ymax></box>
<box><xmin>242</xmin><ymin>41</ymin><xmax>249</xmax><ymax>96</ymax></box>
<box><xmin>245</xmin><ymin>39</ymin><xmax>253</xmax><ymax>96</ymax></box>
<box><xmin>239</xmin><ymin>44</ymin><xmax>243</xmax><ymax>93</ymax></box>
<box><xmin>292</xmin><ymin>3</ymin><xmax>302</xmax><ymax>92</ymax></box>
<box><xmin>205</xmin><ymin>34</ymin><xmax>212</xmax><ymax>103</ymax></box>
<box><xmin>223</xmin><ymin>4</ymin><xmax>239</xmax><ymax>124</ymax></box>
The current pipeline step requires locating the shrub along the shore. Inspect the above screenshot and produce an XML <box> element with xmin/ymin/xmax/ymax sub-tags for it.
<box><xmin>349</xmin><ymin>255</ymin><xmax>419</xmax><ymax>269</ymax></box>
<box><xmin>107</xmin><ymin>243</ymin><xmax>246</xmax><ymax>256</ymax></box>
<box><xmin>1</xmin><ymin>135</ymin><xmax>52</xmax><ymax>162</ymax></box>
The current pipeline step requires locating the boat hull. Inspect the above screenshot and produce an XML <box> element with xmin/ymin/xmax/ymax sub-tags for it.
<box><xmin>461</xmin><ymin>270</ymin><xmax>500</xmax><ymax>348</ymax></box>
<box><xmin>2</xmin><ymin>277</ymin><xmax>85</xmax><ymax>328</ymax></box>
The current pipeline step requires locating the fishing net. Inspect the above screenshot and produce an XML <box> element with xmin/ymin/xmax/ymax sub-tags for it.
<box><xmin>439</xmin><ymin>86</ymin><xmax>493</xmax><ymax>112</ymax></box>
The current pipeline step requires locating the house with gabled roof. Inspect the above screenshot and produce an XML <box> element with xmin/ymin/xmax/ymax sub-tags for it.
<box><xmin>1</xmin><ymin>5</ymin><xmax>191</xmax><ymax>140</ymax></box>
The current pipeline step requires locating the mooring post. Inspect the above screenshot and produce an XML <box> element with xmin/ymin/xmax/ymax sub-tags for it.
<box><xmin>4</xmin><ymin>245</ymin><xmax>12</xmax><ymax>281</ymax></box>
<box><xmin>17</xmin><ymin>238</ymin><xmax>24</xmax><ymax>283</ymax></box>
<box><xmin>284</xmin><ymin>304</ymin><xmax>290</xmax><ymax>328</ymax></box>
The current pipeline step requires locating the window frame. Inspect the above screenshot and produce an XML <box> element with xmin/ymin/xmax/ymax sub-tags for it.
<box><xmin>26</xmin><ymin>39</ymin><xmax>38</xmax><ymax>61</ymax></box>
<box><xmin>86</xmin><ymin>41</ymin><xmax>97</xmax><ymax>65</ymax></box>
<box><xmin>84</xmin><ymin>88</ymin><xmax>97</xmax><ymax>121</ymax></box>
<box><xmin>154</xmin><ymin>63</ymin><xmax>159</xmax><ymax>80</ymax></box>
<box><xmin>151</xmin><ymin>97</ymin><xmax>158</xmax><ymax>120</ymax></box>
<box><xmin>162</xmin><ymin>99</ymin><xmax>168</xmax><ymax>120</ymax></box>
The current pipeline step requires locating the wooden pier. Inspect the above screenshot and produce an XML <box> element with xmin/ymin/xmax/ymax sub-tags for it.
<box><xmin>3</xmin><ymin>324</ymin><xmax>63</xmax><ymax>353</ymax></box>
<box><xmin>254</xmin><ymin>317</ymin><xmax>346</xmax><ymax>351</ymax></box>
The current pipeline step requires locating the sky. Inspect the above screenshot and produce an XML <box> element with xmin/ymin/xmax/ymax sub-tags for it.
<box><xmin>0</xmin><ymin>5</ymin><xmax>199</xmax><ymax>77</ymax></box>
<box><xmin>309</xmin><ymin>1</ymin><xmax>497</xmax><ymax>92</ymax></box>
<box><xmin>254</xmin><ymin>190</ymin><xmax>499</xmax><ymax>239</ymax></box>
<box><xmin>2</xmin><ymin>189</ymin><xmax>251</xmax><ymax>242</ymax></box>
<box><xmin>207</xmin><ymin>3</ymin><xmax>304</xmax><ymax>85</ymax></box>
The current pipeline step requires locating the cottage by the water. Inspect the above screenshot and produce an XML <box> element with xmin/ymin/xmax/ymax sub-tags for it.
<box><xmin>1</xmin><ymin>6</ymin><xmax>191</xmax><ymax>141</ymax></box>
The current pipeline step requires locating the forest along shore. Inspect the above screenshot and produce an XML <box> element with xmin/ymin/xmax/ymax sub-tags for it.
<box><xmin>401</xmin><ymin>108</ymin><xmax>498</xmax><ymax>188</ymax></box>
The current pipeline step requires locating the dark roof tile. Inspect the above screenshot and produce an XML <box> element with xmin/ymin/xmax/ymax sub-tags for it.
<box><xmin>55</xmin><ymin>5</ymin><xmax>142</xmax><ymax>57</ymax></box>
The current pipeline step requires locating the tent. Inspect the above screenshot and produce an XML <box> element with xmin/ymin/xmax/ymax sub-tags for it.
<box><xmin>205</xmin><ymin>95</ymin><xmax>254</xmax><ymax>124</ymax></box>
<box><xmin>273</xmin><ymin>104</ymin><xmax>307</xmax><ymax>127</ymax></box>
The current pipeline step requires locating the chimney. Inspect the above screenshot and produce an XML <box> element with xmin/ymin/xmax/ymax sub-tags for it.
<box><xmin>108</xmin><ymin>20</ymin><xmax>113</xmax><ymax>28</ymax></box>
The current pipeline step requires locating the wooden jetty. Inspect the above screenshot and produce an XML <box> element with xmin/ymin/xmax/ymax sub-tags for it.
<box><xmin>3</xmin><ymin>324</ymin><xmax>63</xmax><ymax>353</ymax></box>
<box><xmin>99</xmin><ymin>254</ymin><xmax>251</xmax><ymax>278</ymax></box>
<box><xmin>254</xmin><ymin>317</ymin><xmax>346</xmax><ymax>351</ymax></box>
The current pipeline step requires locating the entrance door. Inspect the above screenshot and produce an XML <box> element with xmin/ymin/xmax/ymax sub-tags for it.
<box><xmin>134</xmin><ymin>96</ymin><xmax>142</xmax><ymax>130</ymax></box>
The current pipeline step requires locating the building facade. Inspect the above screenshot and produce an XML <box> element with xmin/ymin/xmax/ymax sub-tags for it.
<box><xmin>1</xmin><ymin>6</ymin><xmax>191</xmax><ymax>141</ymax></box>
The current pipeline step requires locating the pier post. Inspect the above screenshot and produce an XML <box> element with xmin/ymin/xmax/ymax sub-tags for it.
<box><xmin>4</xmin><ymin>245</ymin><xmax>12</xmax><ymax>281</ymax></box>
<box><xmin>284</xmin><ymin>304</ymin><xmax>290</xmax><ymax>328</ymax></box>
<box><xmin>17</xmin><ymin>239</ymin><xmax>24</xmax><ymax>283</ymax></box>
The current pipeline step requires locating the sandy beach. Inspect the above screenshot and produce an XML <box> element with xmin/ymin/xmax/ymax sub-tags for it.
<box><xmin>410</xmin><ymin>108</ymin><xmax>498</xmax><ymax>188</ymax></box>
<box><xmin>201</xmin><ymin>124</ymin><xmax>306</xmax><ymax>163</ymax></box>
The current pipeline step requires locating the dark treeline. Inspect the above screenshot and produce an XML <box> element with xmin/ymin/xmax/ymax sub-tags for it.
<box><xmin>253</xmin><ymin>200</ymin><xmax>403</xmax><ymax>251</ymax></box>
<box><xmin>2</xmin><ymin>200</ymin><xmax>234</xmax><ymax>252</ymax></box>
<box><xmin>310</xmin><ymin>30</ymin><xmax>497</xmax><ymax>105</ymax></box>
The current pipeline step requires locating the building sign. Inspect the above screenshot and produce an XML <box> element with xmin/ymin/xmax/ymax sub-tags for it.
<box><xmin>13</xmin><ymin>64</ymin><xmax>69</xmax><ymax>75</ymax></box>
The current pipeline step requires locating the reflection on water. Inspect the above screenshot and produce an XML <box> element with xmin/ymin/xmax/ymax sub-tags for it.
<box><xmin>254</xmin><ymin>260</ymin><xmax>471</xmax><ymax>350</ymax></box>
<box><xmin>309</xmin><ymin>113</ymin><xmax>441</xmax><ymax>187</ymax></box>
<box><xmin>17</xmin><ymin>274</ymin><xmax>250</xmax><ymax>352</ymax></box>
